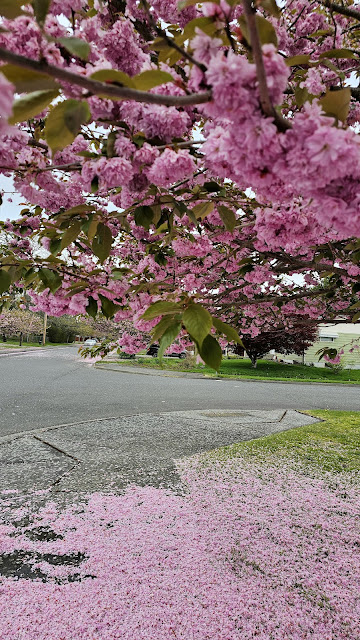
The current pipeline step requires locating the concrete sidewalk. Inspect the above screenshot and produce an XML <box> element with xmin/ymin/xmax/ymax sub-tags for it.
<box><xmin>0</xmin><ymin>409</ymin><xmax>318</xmax><ymax>496</ymax></box>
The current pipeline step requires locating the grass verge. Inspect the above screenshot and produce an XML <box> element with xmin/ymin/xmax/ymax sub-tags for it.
<box><xmin>206</xmin><ymin>410</ymin><xmax>360</xmax><ymax>474</ymax></box>
<box><xmin>111</xmin><ymin>356</ymin><xmax>360</xmax><ymax>384</ymax></box>
<box><xmin>0</xmin><ymin>340</ymin><xmax>70</xmax><ymax>348</ymax></box>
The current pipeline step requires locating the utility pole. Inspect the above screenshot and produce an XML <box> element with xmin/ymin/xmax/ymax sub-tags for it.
<box><xmin>42</xmin><ymin>312</ymin><xmax>47</xmax><ymax>346</ymax></box>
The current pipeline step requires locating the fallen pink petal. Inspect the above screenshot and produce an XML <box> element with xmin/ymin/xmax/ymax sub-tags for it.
<box><xmin>1</xmin><ymin>456</ymin><xmax>359</xmax><ymax>639</ymax></box>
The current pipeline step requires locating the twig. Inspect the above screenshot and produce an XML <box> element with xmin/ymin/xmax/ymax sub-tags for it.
<box><xmin>139</xmin><ymin>0</ymin><xmax>207</xmax><ymax>72</ymax></box>
<box><xmin>0</xmin><ymin>47</ymin><xmax>211</xmax><ymax>107</ymax></box>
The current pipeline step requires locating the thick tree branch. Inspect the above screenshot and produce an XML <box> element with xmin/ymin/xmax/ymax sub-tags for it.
<box><xmin>241</xmin><ymin>0</ymin><xmax>274</xmax><ymax>117</ymax></box>
<box><xmin>319</xmin><ymin>1</ymin><xmax>360</xmax><ymax>21</ymax></box>
<box><xmin>0</xmin><ymin>48</ymin><xmax>211</xmax><ymax>107</ymax></box>
<box><xmin>241</xmin><ymin>1</ymin><xmax>291</xmax><ymax>131</ymax></box>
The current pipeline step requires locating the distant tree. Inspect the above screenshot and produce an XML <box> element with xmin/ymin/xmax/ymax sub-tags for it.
<box><xmin>236</xmin><ymin>325</ymin><xmax>318</xmax><ymax>369</ymax></box>
<box><xmin>0</xmin><ymin>310</ymin><xmax>43</xmax><ymax>344</ymax></box>
<box><xmin>47</xmin><ymin>315</ymin><xmax>82</xmax><ymax>343</ymax></box>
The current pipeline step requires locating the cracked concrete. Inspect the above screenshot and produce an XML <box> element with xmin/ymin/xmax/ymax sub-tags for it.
<box><xmin>0</xmin><ymin>409</ymin><xmax>318</xmax><ymax>496</ymax></box>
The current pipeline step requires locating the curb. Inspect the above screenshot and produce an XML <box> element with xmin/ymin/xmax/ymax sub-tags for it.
<box><xmin>94</xmin><ymin>363</ymin><xmax>205</xmax><ymax>379</ymax></box>
<box><xmin>94</xmin><ymin>362</ymin><xmax>360</xmax><ymax>387</ymax></box>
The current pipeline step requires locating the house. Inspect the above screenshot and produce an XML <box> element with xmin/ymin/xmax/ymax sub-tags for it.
<box><xmin>272</xmin><ymin>323</ymin><xmax>360</xmax><ymax>369</ymax></box>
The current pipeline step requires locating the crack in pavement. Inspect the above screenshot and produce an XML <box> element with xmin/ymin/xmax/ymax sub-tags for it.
<box><xmin>0</xmin><ymin>410</ymin><xmax>319</xmax><ymax>497</ymax></box>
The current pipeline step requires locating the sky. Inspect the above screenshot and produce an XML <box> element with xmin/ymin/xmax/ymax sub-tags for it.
<box><xmin>0</xmin><ymin>176</ymin><xmax>24</xmax><ymax>221</ymax></box>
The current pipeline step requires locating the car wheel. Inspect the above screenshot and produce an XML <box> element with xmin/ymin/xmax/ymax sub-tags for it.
<box><xmin>179</xmin><ymin>353</ymin><xmax>186</xmax><ymax>359</ymax></box>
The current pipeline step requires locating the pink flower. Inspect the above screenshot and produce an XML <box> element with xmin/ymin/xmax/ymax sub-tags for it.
<box><xmin>146</xmin><ymin>148</ymin><xmax>196</xmax><ymax>187</ymax></box>
<box><xmin>0</xmin><ymin>72</ymin><xmax>14</xmax><ymax>134</ymax></box>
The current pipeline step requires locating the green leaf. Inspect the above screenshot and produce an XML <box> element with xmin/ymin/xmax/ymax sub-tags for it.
<box><xmin>319</xmin><ymin>48</ymin><xmax>357</xmax><ymax>60</ymax></box>
<box><xmin>158</xmin><ymin>322</ymin><xmax>181</xmax><ymax>361</ymax></box>
<box><xmin>33</xmin><ymin>0</ymin><xmax>51</xmax><ymax>24</ymax></box>
<box><xmin>182</xmin><ymin>16</ymin><xmax>218</xmax><ymax>40</ymax></box>
<box><xmin>0</xmin><ymin>65</ymin><xmax>60</xmax><ymax>92</ymax></box>
<box><xmin>49</xmin><ymin>237</ymin><xmax>62</xmax><ymax>255</ymax></box>
<box><xmin>319</xmin><ymin>87</ymin><xmax>351</xmax><ymax>123</ymax></box>
<box><xmin>239</xmin><ymin>14</ymin><xmax>278</xmax><ymax>47</ymax></box>
<box><xmin>192</xmin><ymin>201</ymin><xmax>214</xmax><ymax>220</ymax></box>
<box><xmin>151</xmin><ymin>314</ymin><xmax>182</xmax><ymax>343</ymax></box>
<box><xmin>90</xmin><ymin>69</ymin><xmax>135</xmax><ymax>88</ymax></box>
<box><xmin>39</xmin><ymin>268</ymin><xmax>62</xmax><ymax>293</ymax></box>
<box><xmin>173</xmin><ymin>201</ymin><xmax>188</xmax><ymax>218</ymax></box>
<box><xmin>294</xmin><ymin>84</ymin><xmax>310</xmax><ymax>107</ymax></box>
<box><xmin>259</xmin><ymin>0</ymin><xmax>281</xmax><ymax>18</ymax></box>
<box><xmin>212</xmin><ymin>317</ymin><xmax>243</xmax><ymax>345</ymax></box>
<box><xmin>133</xmin><ymin>70</ymin><xmax>174</xmax><ymax>91</ymax></box>
<box><xmin>151</xmin><ymin>37</ymin><xmax>173</xmax><ymax>52</ymax></box>
<box><xmin>86</xmin><ymin>296</ymin><xmax>98</xmax><ymax>319</ymax></box>
<box><xmin>158</xmin><ymin>48</ymin><xmax>182</xmax><ymax>66</ymax></box>
<box><xmin>57</xmin><ymin>204</ymin><xmax>95</xmax><ymax>218</ymax></box>
<box><xmin>182</xmin><ymin>303</ymin><xmax>212</xmax><ymax>346</ymax></box>
<box><xmin>203</xmin><ymin>181</ymin><xmax>222</xmax><ymax>193</ymax></box>
<box><xmin>285</xmin><ymin>54</ymin><xmax>311</xmax><ymax>66</ymax></box>
<box><xmin>99</xmin><ymin>295</ymin><xmax>121</xmax><ymax>319</ymax></box>
<box><xmin>92</xmin><ymin>223</ymin><xmax>112</xmax><ymax>263</ymax></box>
<box><xmin>0</xmin><ymin>0</ymin><xmax>24</xmax><ymax>18</ymax></box>
<box><xmin>199</xmin><ymin>334</ymin><xmax>222</xmax><ymax>371</ymax></box>
<box><xmin>134</xmin><ymin>205</ymin><xmax>154</xmax><ymax>230</ymax></box>
<box><xmin>0</xmin><ymin>269</ymin><xmax>11</xmax><ymax>294</ymax></box>
<box><xmin>352</xmin><ymin>311</ymin><xmax>360</xmax><ymax>323</ymax></box>
<box><xmin>106</xmin><ymin>131</ymin><xmax>117</xmax><ymax>158</ymax></box>
<box><xmin>44</xmin><ymin>99</ymin><xmax>91</xmax><ymax>153</ymax></box>
<box><xmin>177</xmin><ymin>0</ymin><xmax>199</xmax><ymax>8</ymax></box>
<box><xmin>59</xmin><ymin>37</ymin><xmax>91</xmax><ymax>61</ymax></box>
<box><xmin>60</xmin><ymin>220</ymin><xmax>82</xmax><ymax>250</ymax></box>
<box><xmin>142</xmin><ymin>300</ymin><xmax>182</xmax><ymax>320</ymax></box>
<box><xmin>9</xmin><ymin>89</ymin><xmax>59</xmax><ymax>124</ymax></box>
<box><xmin>85</xmin><ymin>218</ymin><xmax>98</xmax><ymax>242</ymax></box>
<box><xmin>218</xmin><ymin>205</ymin><xmax>236</xmax><ymax>232</ymax></box>
<box><xmin>91</xmin><ymin>175</ymin><xmax>99</xmax><ymax>194</ymax></box>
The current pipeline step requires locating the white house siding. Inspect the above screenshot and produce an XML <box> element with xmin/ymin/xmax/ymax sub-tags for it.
<box><xmin>272</xmin><ymin>324</ymin><xmax>360</xmax><ymax>369</ymax></box>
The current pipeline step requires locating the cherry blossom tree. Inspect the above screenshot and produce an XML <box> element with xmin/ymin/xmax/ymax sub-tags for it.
<box><xmin>0</xmin><ymin>0</ymin><xmax>360</xmax><ymax>368</ymax></box>
<box><xmin>0</xmin><ymin>308</ymin><xmax>43</xmax><ymax>342</ymax></box>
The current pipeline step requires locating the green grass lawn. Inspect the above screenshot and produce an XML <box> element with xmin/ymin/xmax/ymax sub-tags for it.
<box><xmin>0</xmin><ymin>340</ymin><xmax>70</xmax><ymax>348</ymax></box>
<box><xmin>113</xmin><ymin>356</ymin><xmax>360</xmax><ymax>384</ymax></box>
<box><xmin>206</xmin><ymin>410</ymin><xmax>360</xmax><ymax>474</ymax></box>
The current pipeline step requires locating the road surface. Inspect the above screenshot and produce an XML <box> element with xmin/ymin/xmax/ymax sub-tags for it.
<box><xmin>0</xmin><ymin>346</ymin><xmax>359</xmax><ymax>437</ymax></box>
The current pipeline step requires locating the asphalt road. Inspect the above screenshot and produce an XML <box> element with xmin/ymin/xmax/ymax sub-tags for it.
<box><xmin>0</xmin><ymin>346</ymin><xmax>359</xmax><ymax>437</ymax></box>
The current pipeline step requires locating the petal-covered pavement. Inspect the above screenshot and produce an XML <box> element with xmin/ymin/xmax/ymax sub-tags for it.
<box><xmin>1</xmin><ymin>410</ymin><xmax>359</xmax><ymax>639</ymax></box>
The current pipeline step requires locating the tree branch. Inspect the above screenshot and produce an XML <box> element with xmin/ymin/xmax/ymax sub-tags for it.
<box><xmin>0</xmin><ymin>47</ymin><xmax>211</xmax><ymax>107</ymax></box>
<box><xmin>319</xmin><ymin>1</ymin><xmax>360</xmax><ymax>21</ymax></box>
<box><xmin>241</xmin><ymin>1</ymin><xmax>291</xmax><ymax>131</ymax></box>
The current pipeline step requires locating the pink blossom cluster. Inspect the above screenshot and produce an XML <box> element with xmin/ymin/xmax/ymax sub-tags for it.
<box><xmin>0</xmin><ymin>73</ymin><xmax>14</xmax><ymax>135</ymax></box>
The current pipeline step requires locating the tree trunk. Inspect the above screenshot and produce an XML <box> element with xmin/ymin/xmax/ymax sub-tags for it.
<box><xmin>250</xmin><ymin>355</ymin><xmax>257</xmax><ymax>369</ymax></box>
<box><xmin>19</xmin><ymin>332</ymin><xmax>23</xmax><ymax>347</ymax></box>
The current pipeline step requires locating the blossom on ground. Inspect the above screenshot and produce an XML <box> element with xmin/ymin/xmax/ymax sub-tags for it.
<box><xmin>0</xmin><ymin>456</ymin><xmax>359</xmax><ymax>639</ymax></box>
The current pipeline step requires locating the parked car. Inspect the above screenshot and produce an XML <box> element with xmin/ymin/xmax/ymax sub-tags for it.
<box><xmin>146</xmin><ymin>344</ymin><xmax>187</xmax><ymax>359</ymax></box>
<box><xmin>84</xmin><ymin>338</ymin><xmax>99</xmax><ymax>346</ymax></box>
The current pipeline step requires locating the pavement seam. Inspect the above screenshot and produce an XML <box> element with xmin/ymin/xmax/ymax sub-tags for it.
<box><xmin>0</xmin><ymin>411</ymin><xmax>186</xmax><ymax>445</ymax></box>
<box><xmin>50</xmin><ymin>462</ymin><xmax>80</xmax><ymax>490</ymax></box>
<box><xmin>0</xmin><ymin>409</ymin><xmax>302</xmax><ymax>446</ymax></box>
<box><xmin>32</xmin><ymin>435</ymin><xmax>81</xmax><ymax>462</ymax></box>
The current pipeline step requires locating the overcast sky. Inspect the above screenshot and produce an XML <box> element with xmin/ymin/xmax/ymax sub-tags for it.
<box><xmin>0</xmin><ymin>176</ymin><xmax>24</xmax><ymax>221</ymax></box>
